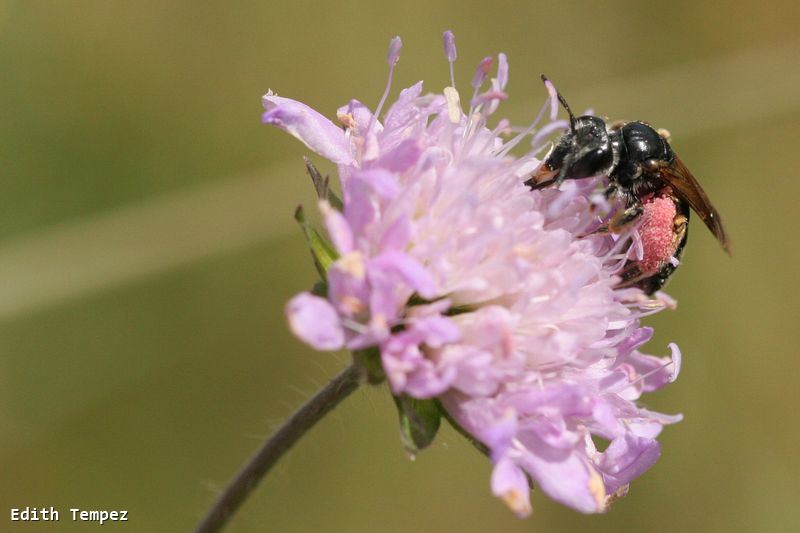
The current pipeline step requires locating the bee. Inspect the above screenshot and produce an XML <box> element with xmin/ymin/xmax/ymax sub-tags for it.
<box><xmin>526</xmin><ymin>76</ymin><xmax>730</xmax><ymax>295</ymax></box>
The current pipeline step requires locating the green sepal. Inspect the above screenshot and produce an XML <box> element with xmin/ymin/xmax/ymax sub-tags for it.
<box><xmin>304</xmin><ymin>157</ymin><xmax>343</xmax><ymax>211</ymax></box>
<box><xmin>352</xmin><ymin>347</ymin><xmax>385</xmax><ymax>385</ymax></box>
<box><xmin>310</xmin><ymin>279</ymin><xmax>328</xmax><ymax>297</ymax></box>
<box><xmin>393</xmin><ymin>395</ymin><xmax>442</xmax><ymax>456</ymax></box>
<box><xmin>294</xmin><ymin>205</ymin><xmax>338</xmax><ymax>277</ymax></box>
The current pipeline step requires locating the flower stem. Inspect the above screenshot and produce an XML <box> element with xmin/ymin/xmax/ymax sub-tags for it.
<box><xmin>195</xmin><ymin>363</ymin><xmax>363</xmax><ymax>533</ymax></box>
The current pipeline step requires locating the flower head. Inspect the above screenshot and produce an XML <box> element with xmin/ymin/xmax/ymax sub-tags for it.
<box><xmin>266</xmin><ymin>32</ymin><xmax>681</xmax><ymax>516</ymax></box>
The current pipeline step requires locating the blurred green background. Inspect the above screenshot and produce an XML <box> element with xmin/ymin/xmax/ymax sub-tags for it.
<box><xmin>1</xmin><ymin>1</ymin><xmax>798</xmax><ymax>531</ymax></box>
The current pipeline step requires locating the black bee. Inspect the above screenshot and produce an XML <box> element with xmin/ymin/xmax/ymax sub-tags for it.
<box><xmin>527</xmin><ymin>76</ymin><xmax>730</xmax><ymax>295</ymax></box>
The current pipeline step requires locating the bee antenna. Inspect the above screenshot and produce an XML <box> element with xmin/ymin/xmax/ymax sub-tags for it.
<box><xmin>540</xmin><ymin>74</ymin><xmax>576</xmax><ymax>132</ymax></box>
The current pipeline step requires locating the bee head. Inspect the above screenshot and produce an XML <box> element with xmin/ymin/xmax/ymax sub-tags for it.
<box><xmin>530</xmin><ymin>76</ymin><xmax>616</xmax><ymax>188</ymax></box>
<box><xmin>545</xmin><ymin>115</ymin><xmax>614</xmax><ymax>182</ymax></box>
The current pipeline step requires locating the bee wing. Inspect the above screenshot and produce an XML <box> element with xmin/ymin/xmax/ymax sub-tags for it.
<box><xmin>659</xmin><ymin>156</ymin><xmax>731</xmax><ymax>254</ymax></box>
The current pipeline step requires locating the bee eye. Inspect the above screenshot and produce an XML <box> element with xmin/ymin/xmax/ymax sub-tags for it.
<box><xmin>644</xmin><ymin>159</ymin><xmax>662</xmax><ymax>172</ymax></box>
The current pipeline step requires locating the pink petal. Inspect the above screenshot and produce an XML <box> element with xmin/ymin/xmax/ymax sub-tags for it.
<box><xmin>320</xmin><ymin>201</ymin><xmax>353</xmax><ymax>254</ymax></box>
<box><xmin>350</xmin><ymin>169</ymin><xmax>401</xmax><ymax>200</ymax></box>
<box><xmin>262</xmin><ymin>92</ymin><xmax>354</xmax><ymax>165</ymax></box>
<box><xmin>518</xmin><ymin>438</ymin><xmax>605</xmax><ymax>514</ymax></box>
<box><xmin>379</xmin><ymin>216</ymin><xmax>413</xmax><ymax>252</ymax></box>
<box><xmin>491</xmin><ymin>458</ymin><xmax>532</xmax><ymax>518</ymax></box>
<box><xmin>327</xmin><ymin>256</ymin><xmax>369</xmax><ymax>318</ymax></box>
<box><xmin>337</xmin><ymin>99</ymin><xmax>382</xmax><ymax>137</ymax></box>
<box><xmin>381</xmin><ymin>332</ymin><xmax>454</xmax><ymax>398</ymax></box>
<box><xmin>285</xmin><ymin>293</ymin><xmax>344</xmax><ymax>351</ymax></box>
<box><xmin>377</xmin><ymin>138</ymin><xmax>422</xmax><ymax>173</ymax></box>
<box><xmin>596</xmin><ymin>434</ymin><xmax>661</xmax><ymax>493</ymax></box>
<box><xmin>370</xmin><ymin>251</ymin><xmax>437</xmax><ymax>299</ymax></box>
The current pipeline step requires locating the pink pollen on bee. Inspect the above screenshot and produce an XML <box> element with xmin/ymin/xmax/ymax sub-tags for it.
<box><xmin>638</xmin><ymin>195</ymin><xmax>678</xmax><ymax>274</ymax></box>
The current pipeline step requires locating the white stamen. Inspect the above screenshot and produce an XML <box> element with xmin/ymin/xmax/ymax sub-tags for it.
<box><xmin>609</xmin><ymin>357</ymin><xmax>678</xmax><ymax>395</ymax></box>
<box><xmin>444</xmin><ymin>86</ymin><xmax>462</xmax><ymax>124</ymax></box>
<box><xmin>497</xmin><ymin>94</ymin><xmax>551</xmax><ymax>157</ymax></box>
<box><xmin>340</xmin><ymin>317</ymin><xmax>369</xmax><ymax>334</ymax></box>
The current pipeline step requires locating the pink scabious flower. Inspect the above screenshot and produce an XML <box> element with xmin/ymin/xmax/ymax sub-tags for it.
<box><xmin>266</xmin><ymin>32</ymin><xmax>682</xmax><ymax>516</ymax></box>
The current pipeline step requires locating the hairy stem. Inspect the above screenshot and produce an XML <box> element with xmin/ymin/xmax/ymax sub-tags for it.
<box><xmin>195</xmin><ymin>363</ymin><xmax>363</xmax><ymax>533</ymax></box>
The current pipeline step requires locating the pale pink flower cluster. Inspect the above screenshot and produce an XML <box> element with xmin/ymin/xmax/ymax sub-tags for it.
<box><xmin>265</xmin><ymin>32</ymin><xmax>681</xmax><ymax>516</ymax></box>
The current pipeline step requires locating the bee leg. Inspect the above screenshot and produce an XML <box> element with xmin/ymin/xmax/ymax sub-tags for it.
<box><xmin>587</xmin><ymin>205</ymin><xmax>640</xmax><ymax>237</ymax></box>
<box><xmin>608</xmin><ymin>204</ymin><xmax>644</xmax><ymax>233</ymax></box>
<box><xmin>586</xmin><ymin>183</ymin><xmax>618</xmax><ymax>216</ymax></box>
<box><xmin>527</xmin><ymin>175</ymin><xmax>557</xmax><ymax>190</ymax></box>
